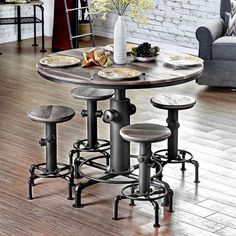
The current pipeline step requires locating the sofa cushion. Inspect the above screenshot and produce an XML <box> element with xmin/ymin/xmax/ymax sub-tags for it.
<box><xmin>212</xmin><ymin>36</ymin><xmax>236</xmax><ymax>59</ymax></box>
<box><xmin>225</xmin><ymin>1</ymin><xmax>236</xmax><ymax>35</ymax></box>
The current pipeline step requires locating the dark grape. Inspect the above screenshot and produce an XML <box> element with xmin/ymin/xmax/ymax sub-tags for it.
<box><xmin>135</xmin><ymin>42</ymin><xmax>159</xmax><ymax>57</ymax></box>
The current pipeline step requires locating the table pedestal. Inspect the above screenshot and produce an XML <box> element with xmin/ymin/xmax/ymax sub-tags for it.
<box><xmin>73</xmin><ymin>89</ymin><xmax>138</xmax><ymax>208</ymax></box>
<box><xmin>109</xmin><ymin>89</ymin><xmax>130</xmax><ymax>173</ymax></box>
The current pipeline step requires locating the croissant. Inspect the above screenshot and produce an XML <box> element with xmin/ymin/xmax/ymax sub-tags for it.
<box><xmin>81</xmin><ymin>48</ymin><xmax>112</xmax><ymax>68</ymax></box>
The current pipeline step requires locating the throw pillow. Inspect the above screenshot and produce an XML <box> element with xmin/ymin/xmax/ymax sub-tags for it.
<box><xmin>226</xmin><ymin>0</ymin><xmax>236</xmax><ymax>36</ymax></box>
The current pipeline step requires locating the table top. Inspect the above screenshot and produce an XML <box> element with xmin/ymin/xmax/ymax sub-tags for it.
<box><xmin>37</xmin><ymin>48</ymin><xmax>203</xmax><ymax>90</ymax></box>
<box><xmin>0</xmin><ymin>1</ymin><xmax>42</xmax><ymax>7</ymax></box>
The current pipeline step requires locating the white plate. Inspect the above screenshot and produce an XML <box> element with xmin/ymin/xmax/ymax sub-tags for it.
<box><xmin>98</xmin><ymin>68</ymin><xmax>141</xmax><ymax>80</ymax></box>
<box><xmin>132</xmin><ymin>55</ymin><xmax>157</xmax><ymax>62</ymax></box>
<box><xmin>104</xmin><ymin>43</ymin><xmax>138</xmax><ymax>53</ymax></box>
<box><xmin>165</xmin><ymin>55</ymin><xmax>204</xmax><ymax>67</ymax></box>
<box><xmin>39</xmin><ymin>56</ymin><xmax>81</xmax><ymax>67</ymax></box>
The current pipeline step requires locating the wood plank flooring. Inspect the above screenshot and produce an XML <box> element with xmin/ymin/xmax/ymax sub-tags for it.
<box><xmin>0</xmin><ymin>37</ymin><xmax>236</xmax><ymax>236</ymax></box>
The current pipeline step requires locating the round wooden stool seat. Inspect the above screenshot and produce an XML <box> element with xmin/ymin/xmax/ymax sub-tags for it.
<box><xmin>27</xmin><ymin>105</ymin><xmax>75</xmax><ymax>123</ymax></box>
<box><xmin>120</xmin><ymin>124</ymin><xmax>171</xmax><ymax>143</ymax></box>
<box><xmin>150</xmin><ymin>94</ymin><xmax>196</xmax><ymax>110</ymax></box>
<box><xmin>71</xmin><ymin>87</ymin><xmax>114</xmax><ymax>101</ymax></box>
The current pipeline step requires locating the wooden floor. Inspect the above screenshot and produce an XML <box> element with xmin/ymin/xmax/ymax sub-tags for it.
<box><xmin>0</xmin><ymin>37</ymin><xmax>236</xmax><ymax>236</ymax></box>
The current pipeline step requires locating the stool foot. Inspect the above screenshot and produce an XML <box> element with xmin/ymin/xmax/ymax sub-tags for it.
<box><xmin>129</xmin><ymin>186</ymin><xmax>136</xmax><ymax>206</ymax></box>
<box><xmin>27</xmin><ymin>177</ymin><xmax>33</xmax><ymax>200</ymax></box>
<box><xmin>66</xmin><ymin>176</ymin><xmax>74</xmax><ymax>200</ymax></box>
<box><xmin>113</xmin><ymin>195</ymin><xmax>125</xmax><ymax>220</ymax></box>
<box><xmin>151</xmin><ymin>201</ymin><xmax>160</xmax><ymax>228</ymax></box>
<box><xmin>192</xmin><ymin>160</ymin><xmax>200</xmax><ymax>183</ymax></box>
<box><xmin>180</xmin><ymin>162</ymin><xmax>186</xmax><ymax>171</ymax></box>
<box><xmin>167</xmin><ymin>188</ymin><xmax>174</xmax><ymax>212</ymax></box>
<box><xmin>73</xmin><ymin>184</ymin><xmax>84</xmax><ymax>208</ymax></box>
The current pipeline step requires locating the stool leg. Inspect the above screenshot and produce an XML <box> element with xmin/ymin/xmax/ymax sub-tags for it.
<box><xmin>74</xmin><ymin>152</ymin><xmax>82</xmax><ymax>179</ymax></box>
<box><xmin>181</xmin><ymin>162</ymin><xmax>186</xmax><ymax>171</ymax></box>
<box><xmin>113</xmin><ymin>195</ymin><xmax>125</xmax><ymax>220</ymax></box>
<box><xmin>27</xmin><ymin>177</ymin><xmax>33</xmax><ymax>200</ymax></box>
<box><xmin>105</xmin><ymin>153</ymin><xmax>110</xmax><ymax>167</ymax></box>
<box><xmin>192</xmin><ymin>160</ymin><xmax>200</xmax><ymax>183</ymax></box>
<box><xmin>73</xmin><ymin>184</ymin><xmax>84</xmax><ymax>208</ymax></box>
<box><xmin>71</xmin><ymin>167</ymin><xmax>75</xmax><ymax>186</ymax></box>
<box><xmin>167</xmin><ymin>188</ymin><xmax>174</xmax><ymax>213</ymax></box>
<box><xmin>161</xmin><ymin>181</ymin><xmax>171</xmax><ymax>207</ymax></box>
<box><xmin>29</xmin><ymin>164</ymin><xmax>36</xmax><ymax>186</ymax></box>
<box><xmin>66</xmin><ymin>176</ymin><xmax>73</xmax><ymax>200</ymax></box>
<box><xmin>180</xmin><ymin>150</ymin><xmax>187</xmax><ymax>171</ymax></box>
<box><xmin>68</xmin><ymin>150</ymin><xmax>75</xmax><ymax>165</ymax></box>
<box><xmin>155</xmin><ymin>161</ymin><xmax>163</xmax><ymax>181</ymax></box>
<box><xmin>150</xmin><ymin>201</ymin><xmax>160</xmax><ymax>228</ymax></box>
<box><xmin>129</xmin><ymin>186</ymin><xmax>136</xmax><ymax>206</ymax></box>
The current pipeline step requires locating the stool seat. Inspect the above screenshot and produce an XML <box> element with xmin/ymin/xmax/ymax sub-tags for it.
<box><xmin>150</xmin><ymin>94</ymin><xmax>196</xmax><ymax>110</ymax></box>
<box><xmin>71</xmin><ymin>87</ymin><xmax>114</xmax><ymax>101</ymax></box>
<box><xmin>120</xmin><ymin>124</ymin><xmax>171</xmax><ymax>143</ymax></box>
<box><xmin>27</xmin><ymin>105</ymin><xmax>75</xmax><ymax>123</ymax></box>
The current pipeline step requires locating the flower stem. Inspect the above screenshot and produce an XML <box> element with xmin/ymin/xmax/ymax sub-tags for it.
<box><xmin>110</xmin><ymin>0</ymin><xmax>121</xmax><ymax>15</ymax></box>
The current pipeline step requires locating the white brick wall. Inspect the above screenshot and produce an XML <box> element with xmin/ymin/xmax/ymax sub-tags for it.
<box><xmin>92</xmin><ymin>0</ymin><xmax>221</xmax><ymax>50</ymax></box>
<box><xmin>0</xmin><ymin>0</ymin><xmax>221</xmax><ymax>51</ymax></box>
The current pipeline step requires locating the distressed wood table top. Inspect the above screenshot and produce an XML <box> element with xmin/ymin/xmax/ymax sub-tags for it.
<box><xmin>37</xmin><ymin>48</ymin><xmax>203</xmax><ymax>90</ymax></box>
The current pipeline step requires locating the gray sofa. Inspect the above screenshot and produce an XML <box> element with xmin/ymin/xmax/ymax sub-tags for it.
<box><xmin>196</xmin><ymin>0</ymin><xmax>236</xmax><ymax>88</ymax></box>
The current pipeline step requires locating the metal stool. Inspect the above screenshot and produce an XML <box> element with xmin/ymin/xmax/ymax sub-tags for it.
<box><xmin>27</xmin><ymin>105</ymin><xmax>75</xmax><ymax>200</ymax></box>
<box><xmin>69</xmin><ymin>87</ymin><xmax>114</xmax><ymax>178</ymax></box>
<box><xmin>150</xmin><ymin>94</ymin><xmax>200</xmax><ymax>183</ymax></box>
<box><xmin>113</xmin><ymin>124</ymin><xmax>174</xmax><ymax>228</ymax></box>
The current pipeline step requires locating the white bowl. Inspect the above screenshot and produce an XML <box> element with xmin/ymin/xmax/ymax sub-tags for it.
<box><xmin>132</xmin><ymin>55</ymin><xmax>157</xmax><ymax>62</ymax></box>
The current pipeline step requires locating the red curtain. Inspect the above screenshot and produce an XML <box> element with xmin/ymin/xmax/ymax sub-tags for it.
<box><xmin>52</xmin><ymin>0</ymin><xmax>75</xmax><ymax>52</ymax></box>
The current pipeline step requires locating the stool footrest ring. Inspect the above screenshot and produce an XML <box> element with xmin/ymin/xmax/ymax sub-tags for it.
<box><xmin>73</xmin><ymin>139</ymin><xmax>110</xmax><ymax>153</ymax></box>
<box><xmin>30</xmin><ymin>162</ymin><xmax>73</xmax><ymax>179</ymax></box>
<box><xmin>153</xmin><ymin>149</ymin><xmax>193</xmax><ymax>164</ymax></box>
<box><xmin>121</xmin><ymin>183</ymin><xmax>167</xmax><ymax>201</ymax></box>
<box><xmin>78</xmin><ymin>155</ymin><xmax>139</xmax><ymax>184</ymax></box>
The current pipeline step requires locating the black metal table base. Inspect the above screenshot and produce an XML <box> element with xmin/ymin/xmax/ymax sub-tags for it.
<box><xmin>27</xmin><ymin>162</ymin><xmax>74</xmax><ymax>200</ymax></box>
<box><xmin>154</xmin><ymin>149</ymin><xmax>200</xmax><ymax>183</ymax></box>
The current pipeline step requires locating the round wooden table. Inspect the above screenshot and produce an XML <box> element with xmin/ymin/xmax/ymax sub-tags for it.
<box><xmin>37</xmin><ymin>48</ymin><xmax>203</xmax><ymax>175</ymax></box>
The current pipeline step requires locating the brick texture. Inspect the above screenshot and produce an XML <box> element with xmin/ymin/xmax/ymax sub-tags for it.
<box><xmin>92</xmin><ymin>0</ymin><xmax>220</xmax><ymax>49</ymax></box>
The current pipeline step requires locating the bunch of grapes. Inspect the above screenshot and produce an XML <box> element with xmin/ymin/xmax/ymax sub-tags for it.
<box><xmin>136</xmin><ymin>42</ymin><xmax>152</xmax><ymax>57</ymax></box>
<box><xmin>132</xmin><ymin>42</ymin><xmax>159</xmax><ymax>57</ymax></box>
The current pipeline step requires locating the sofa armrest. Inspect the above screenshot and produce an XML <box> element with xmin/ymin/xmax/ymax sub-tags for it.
<box><xmin>196</xmin><ymin>18</ymin><xmax>225</xmax><ymax>59</ymax></box>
